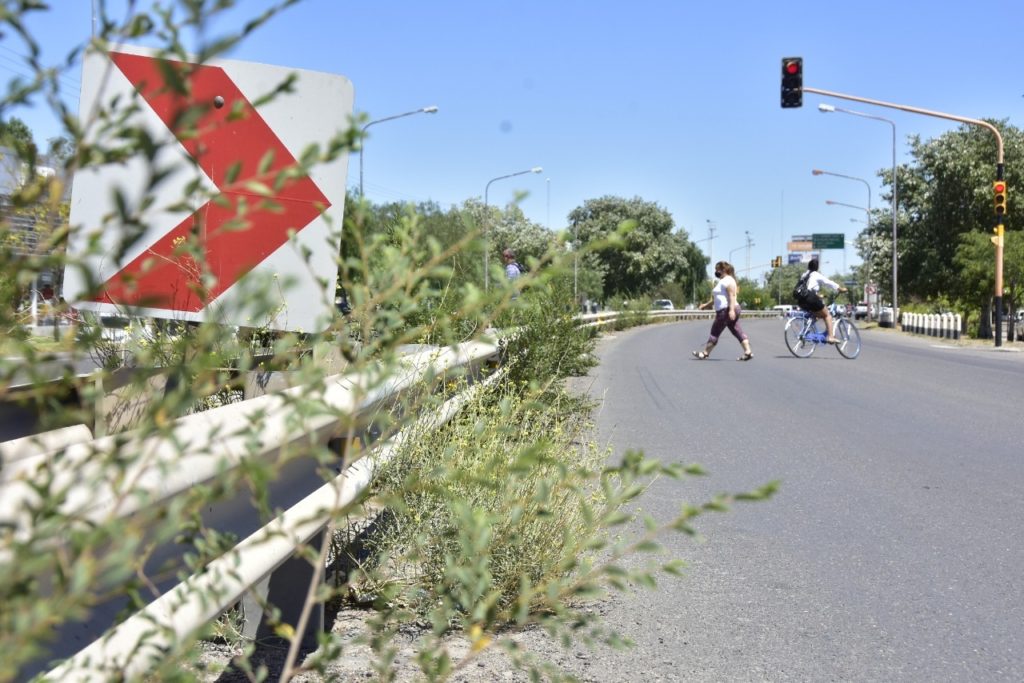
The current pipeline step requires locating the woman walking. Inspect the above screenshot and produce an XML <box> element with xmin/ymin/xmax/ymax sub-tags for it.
<box><xmin>692</xmin><ymin>260</ymin><xmax>753</xmax><ymax>361</ymax></box>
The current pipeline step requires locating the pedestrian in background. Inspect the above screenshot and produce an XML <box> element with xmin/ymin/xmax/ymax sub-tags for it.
<box><xmin>692</xmin><ymin>260</ymin><xmax>753</xmax><ymax>361</ymax></box>
<box><xmin>502</xmin><ymin>248</ymin><xmax>523</xmax><ymax>282</ymax></box>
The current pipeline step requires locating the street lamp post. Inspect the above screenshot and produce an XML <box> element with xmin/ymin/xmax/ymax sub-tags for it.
<box><xmin>483</xmin><ymin>167</ymin><xmax>543</xmax><ymax>291</ymax></box>
<box><xmin>727</xmin><ymin>232</ymin><xmax>754</xmax><ymax>273</ymax></box>
<box><xmin>813</xmin><ymin>168</ymin><xmax>871</xmax><ymax>313</ymax></box>
<box><xmin>728</xmin><ymin>242</ymin><xmax>746</xmax><ymax>266</ymax></box>
<box><xmin>705</xmin><ymin>219</ymin><xmax>717</xmax><ymax>276</ymax></box>
<box><xmin>692</xmin><ymin>230</ymin><xmax>715</xmax><ymax>304</ymax></box>
<box><xmin>826</xmin><ymin>199</ymin><xmax>873</xmax><ymax>316</ymax></box>
<box><xmin>818</xmin><ymin>103</ymin><xmax>898</xmax><ymax>331</ymax></box>
<box><xmin>744</xmin><ymin>230</ymin><xmax>754</xmax><ymax>275</ymax></box>
<box><xmin>359</xmin><ymin>105</ymin><xmax>438</xmax><ymax>196</ymax></box>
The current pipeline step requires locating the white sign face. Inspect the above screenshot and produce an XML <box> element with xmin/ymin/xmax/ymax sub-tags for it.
<box><xmin>64</xmin><ymin>45</ymin><xmax>353</xmax><ymax>332</ymax></box>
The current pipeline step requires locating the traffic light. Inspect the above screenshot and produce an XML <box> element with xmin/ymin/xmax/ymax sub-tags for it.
<box><xmin>771</xmin><ymin>256</ymin><xmax>782</xmax><ymax>268</ymax></box>
<box><xmin>781</xmin><ymin>57</ymin><xmax>803</xmax><ymax>108</ymax></box>
<box><xmin>994</xmin><ymin>180</ymin><xmax>1008</xmax><ymax>216</ymax></box>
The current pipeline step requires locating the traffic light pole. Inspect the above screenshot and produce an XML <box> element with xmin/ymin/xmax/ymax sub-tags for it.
<box><xmin>803</xmin><ymin>86</ymin><xmax>1006</xmax><ymax>346</ymax></box>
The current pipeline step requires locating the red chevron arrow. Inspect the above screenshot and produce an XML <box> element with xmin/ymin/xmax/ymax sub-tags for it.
<box><xmin>93</xmin><ymin>51</ymin><xmax>330</xmax><ymax>312</ymax></box>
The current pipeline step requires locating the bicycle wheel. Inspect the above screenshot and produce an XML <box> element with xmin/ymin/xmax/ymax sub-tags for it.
<box><xmin>784</xmin><ymin>316</ymin><xmax>816</xmax><ymax>358</ymax></box>
<box><xmin>834</xmin><ymin>319</ymin><xmax>861</xmax><ymax>359</ymax></box>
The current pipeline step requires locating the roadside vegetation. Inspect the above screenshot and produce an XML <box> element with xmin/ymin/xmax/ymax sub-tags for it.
<box><xmin>0</xmin><ymin>4</ymin><xmax>774</xmax><ymax>683</ymax></box>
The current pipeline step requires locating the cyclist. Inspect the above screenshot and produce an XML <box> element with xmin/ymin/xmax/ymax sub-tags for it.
<box><xmin>794</xmin><ymin>258</ymin><xmax>848</xmax><ymax>344</ymax></box>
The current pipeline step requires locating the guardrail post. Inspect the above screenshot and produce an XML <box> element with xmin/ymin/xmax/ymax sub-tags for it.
<box><xmin>241</xmin><ymin>529</ymin><xmax>325</xmax><ymax>649</ymax></box>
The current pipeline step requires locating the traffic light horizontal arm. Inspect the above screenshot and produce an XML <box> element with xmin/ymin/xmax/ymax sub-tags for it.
<box><xmin>802</xmin><ymin>86</ymin><xmax>1004</xmax><ymax>162</ymax></box>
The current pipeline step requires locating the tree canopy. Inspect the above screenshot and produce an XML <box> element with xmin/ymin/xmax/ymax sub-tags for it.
<box><xmin>860</xmin><ymin>119</ymin><xmax>1024</xmax><ymax>304</ymax></box>
<box><xmin>567</xmin><ymin>195</ymin><xmax>703</xmax><ymax>300</ymax></box>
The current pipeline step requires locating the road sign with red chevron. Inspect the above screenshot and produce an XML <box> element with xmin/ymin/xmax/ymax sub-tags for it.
<box><xmin>64</xmin><ymin>45</ymin><xmax>353</xmax><ymax>332</ymax></box>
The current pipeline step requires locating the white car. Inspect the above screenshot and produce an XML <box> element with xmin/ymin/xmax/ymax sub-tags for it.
<box><xmin>652</xmin><ymin>299</ymin><xmax>675</xmax><ymax>311</ymax></box>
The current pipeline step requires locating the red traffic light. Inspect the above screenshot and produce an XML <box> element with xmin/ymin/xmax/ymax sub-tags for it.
<box><xmin>994</xmin><ymin>180</ymin><xmax>1008</xmax><ymax>216</ymax></box>
<box><xmin>781</xmin><ymin>57</ymin><xmax>803</xmax><ymax>108</ymax></box>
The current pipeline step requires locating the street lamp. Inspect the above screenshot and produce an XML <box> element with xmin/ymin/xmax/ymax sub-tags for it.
<box><xmin>705</xmin><ymin>219</ymin><xmax>717</xmax><ymax>276</ymax></box>
<box><xmin>812</xmin><ymin>169</ymin><xmax>871</xmax><ymax>221</ymax></box>
<box><xmin>819</xmin><ymin>103</ymin><xmax>899</xmax><ymax>327</ymax></box>
<box><xmin>727</xmin><ymin>231</ymin><xmax>753</xmax><ymax>273</ymax></box>
<box><xmin>744</xmin><ymin>230</ymin><xmax>754</xmax><ymax>275</ymax></box>
<box><xmin>483</xmin><ymin>166</ymin><xmax>543</xmax><ymax>291</ymax></box>
<box><xmin>825</xmin><ymin>200</ymin><xmax>869</xmax><ymax>228</ymax></box>
<box><xmin>359</xmin><ymin>105</ymin><xmax>438</xmax><ymax>196</ymax></box>
<box><xmin>826</xmin><ymin>199</ymin><xmax>871</xmax><ymax>314</ymax></box>
<box><xmin>813</xmin><ymin>168</ymin><xmax>871</xmax><ymax>306</ymax></box>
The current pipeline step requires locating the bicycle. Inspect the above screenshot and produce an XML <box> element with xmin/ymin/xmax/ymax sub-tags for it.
<box><xmin>783</xmin><ymin>297</ymin><xmax>861</xmax><ymax>359</ymax></box>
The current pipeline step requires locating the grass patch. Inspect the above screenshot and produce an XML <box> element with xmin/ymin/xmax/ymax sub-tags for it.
<box><xmin>360</xmin><ymin>384</ymin><xmax>605</xmax><ymax>621</ymax></box>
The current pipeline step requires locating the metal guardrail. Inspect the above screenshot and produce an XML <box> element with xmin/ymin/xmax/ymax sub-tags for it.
<box><xmin>578</xmin><ymin>308</ymin><xmax>785</xmax><ymax>330</ymax></box>
<box><xmin>1</xmin><ymin>339</ymin><xmax>501</xmax><ymax>681</ymax></box>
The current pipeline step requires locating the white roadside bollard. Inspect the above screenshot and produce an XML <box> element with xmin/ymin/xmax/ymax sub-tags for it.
<box><xmin>954</xmin><ymin>313</ymin><xmax>962</xmax><ymax>340</ymax></box>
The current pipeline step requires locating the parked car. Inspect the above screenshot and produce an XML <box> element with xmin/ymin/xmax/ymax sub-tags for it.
<box><xmin>772</xmin><ymin>304</ymin><xmax>794</xmax><ymax>316</ymax></box>
<box><xmin>854</xmin><ymin>302</ymin><xmax>869</xmax><ymax>320</ymax></box>
<box><xmin>652</xmin><ymin>299</ymin><xmax>675</xmax><ymax>311</ymax></box>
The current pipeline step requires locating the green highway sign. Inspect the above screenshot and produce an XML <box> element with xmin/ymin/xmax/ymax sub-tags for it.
<box><xmin>812</xmin><ymin>233</ymin><xmax>844</xmax><ymax>249</ymax></box>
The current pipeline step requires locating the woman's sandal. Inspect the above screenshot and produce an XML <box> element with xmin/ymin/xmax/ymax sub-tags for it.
<box><xmin>738</xmin><ymin>351</ymin><xmax>753</xmax><ymax>361</ymax></box>
<box><xmin>691</xmin><ymin>350</ymin><xmax>709</xmax><ymax>360</ymax></box>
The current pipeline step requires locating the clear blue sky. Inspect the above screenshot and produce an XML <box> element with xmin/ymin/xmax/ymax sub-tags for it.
<box><xmin>7</xmin><ymin>0</ymin><xmax>1022</xmax><ymax>282</ymax></box>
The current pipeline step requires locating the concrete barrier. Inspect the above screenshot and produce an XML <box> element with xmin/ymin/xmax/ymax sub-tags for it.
<box><xmin>902</xmin><ymin>312</ymin><xmax>962</xmax><ymax>341</ymax></box>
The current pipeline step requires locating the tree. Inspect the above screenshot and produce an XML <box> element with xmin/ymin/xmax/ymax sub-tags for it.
<box><xmin>860</xmin><ymin>120</ymin><xmax>1024</xmax><ymax>304</ymax></box>
<box><xmin>954</xmin><ymin>231</ymin><xmax>1024</xmax><ymax>339</ymax></box>
<box><xmin>0</xmin><ymin>116</ymin><xmax>37</xmax><ymax>161</ymax></box>
<box><xmin>567</xmin><ymin>196</ymin><xmax>693</xmax><ymax>300</ymax></box>
<box><xmin>480</xmin><ymin>199</ymin><xmax>553</xmax><ymax>267</ymax></box>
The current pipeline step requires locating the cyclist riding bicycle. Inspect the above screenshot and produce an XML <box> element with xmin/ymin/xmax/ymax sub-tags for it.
<box><xmin>794</xmin><ymin>258</ymin><xmax>848</xmax><ymax>344</ymax></box>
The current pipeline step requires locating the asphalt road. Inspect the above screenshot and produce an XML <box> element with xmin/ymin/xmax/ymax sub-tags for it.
<box><xmin>562</xmin><ymin>317</ymin><xmax>1024</xmax><ymax>682</ymax></box>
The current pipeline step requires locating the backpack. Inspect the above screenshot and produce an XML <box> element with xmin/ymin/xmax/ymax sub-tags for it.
<box><xmin>792</xmin><ymin>273</ymin><xmax>812</xmax><ymax>304</ymax></box>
